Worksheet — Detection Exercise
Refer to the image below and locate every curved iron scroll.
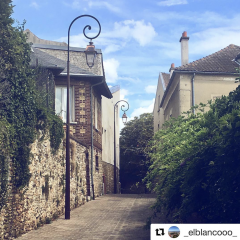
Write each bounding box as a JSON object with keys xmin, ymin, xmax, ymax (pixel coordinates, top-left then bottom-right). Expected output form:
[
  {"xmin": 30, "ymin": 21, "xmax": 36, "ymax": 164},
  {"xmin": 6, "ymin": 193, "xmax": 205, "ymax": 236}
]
[
  {"xmin": 68, "ymin": 14, "xmax": 101, "ymax": 42},
  {"xmin": 114, "ymin": 100, "xmax": 129, "ymax": 114}
]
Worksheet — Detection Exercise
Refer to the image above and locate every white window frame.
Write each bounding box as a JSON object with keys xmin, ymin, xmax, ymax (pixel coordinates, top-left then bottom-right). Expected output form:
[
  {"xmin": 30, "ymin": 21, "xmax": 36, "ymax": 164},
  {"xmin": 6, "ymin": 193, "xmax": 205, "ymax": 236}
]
[{"xmin": 55, "ymin": 85, "xmax": 75, "ymax": 123}]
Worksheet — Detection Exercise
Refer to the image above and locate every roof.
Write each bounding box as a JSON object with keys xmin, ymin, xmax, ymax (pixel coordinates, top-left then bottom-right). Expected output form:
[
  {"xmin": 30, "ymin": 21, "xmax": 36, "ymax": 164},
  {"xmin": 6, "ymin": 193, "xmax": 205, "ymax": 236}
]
[
  {"xmin": 24, "ymin": 29, "xmax": 67, "ymax": 46},
  {"xmin": 32, "ymin": 43, "xmax": 102, "ymax": 54},
  {"xmin": 175, "ymin": 44, "xmax": 240, "ymax": 73},
  {"xmin": 160, "ymin": 44, "xmax": 240, "ymax": 108},
  {"xmin": 161, "ymin": 73, "xmax": 170, "ymax": 89},
  {"xmin": 30, "ymin": 48, "xmax": 96, "ymax": 76},
  {"xmin": 30, "ymin": 47, "xmax": 112, "ymax": 99},
  {"xmin": 110, "ymin": 85, "xmax": 120, "ymax": 94}
]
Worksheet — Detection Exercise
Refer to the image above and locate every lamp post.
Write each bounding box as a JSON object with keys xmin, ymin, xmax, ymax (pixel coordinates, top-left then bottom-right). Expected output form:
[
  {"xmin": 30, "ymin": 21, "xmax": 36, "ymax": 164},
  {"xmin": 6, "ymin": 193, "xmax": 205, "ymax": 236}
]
[
  {"xmin": 66, "ymin": 15, "xmax": 101, "ymax": 220},
  {"xmin": 113, "ymin": 100, "xmax": 129, "ymax": 194}
]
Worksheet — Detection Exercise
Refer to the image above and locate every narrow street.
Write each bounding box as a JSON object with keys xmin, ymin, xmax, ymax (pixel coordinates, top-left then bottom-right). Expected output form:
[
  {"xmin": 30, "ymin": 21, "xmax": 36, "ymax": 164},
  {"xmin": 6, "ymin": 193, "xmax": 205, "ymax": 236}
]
[{"xmin": 17, "ymin": 194, "xmax": 156, "ymax": 240}]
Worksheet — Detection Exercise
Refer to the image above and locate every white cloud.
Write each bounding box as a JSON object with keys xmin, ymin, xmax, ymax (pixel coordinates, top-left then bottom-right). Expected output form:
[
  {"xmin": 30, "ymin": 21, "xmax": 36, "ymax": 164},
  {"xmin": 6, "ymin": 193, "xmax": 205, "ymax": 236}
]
[
  {"xmin": 151, "ymin": 12, "xmax": 240, "ymax": 64},
  {"xmin": 104, "ymin": 58, "xmax": 120, "ymax": 83},
  {"xmin": 112, "ymin": 20, "xmax": 157, "ymax": 46},
  {"xmin": 118, "ymin": 76, "xmax": 140, "ymax": 83},
  {"xmin": 89, "ymin": 1, "xmax": 120, "ymax": 12},
  {"xmin": 57, "ymin": 19, "xmax": 157, "ymax": 54},
  {"xmin": 30, "ymin": 1, "xmax": 39, "ymax": 9},
  {"xmin": 104, "ymin": 44, "xmax": 122, "ymax": 54},
  {"xmin": 158, "ymin": 0, "xmax": 188, "ymax": 6},
  {"xmin": 130, "ymin": 98, "xmax": 154, "ymax": 119},
  {"xmin": 190, "ymin": 27, "xmax": 240, "ymax": 56},
  {"xmin": 64, "ymin": 0, "xmax": 120, "ymax": 13},
  {"xmin": 145, "ymin": 85, "xmax": 157, "ymax": 94},
  {"xmin": 56, "ymin": 34, "xmax": 89, "ymax": 48},
  {"xmin": 120, "ymin": 88, "xmax": 129, "ymax": 101}
]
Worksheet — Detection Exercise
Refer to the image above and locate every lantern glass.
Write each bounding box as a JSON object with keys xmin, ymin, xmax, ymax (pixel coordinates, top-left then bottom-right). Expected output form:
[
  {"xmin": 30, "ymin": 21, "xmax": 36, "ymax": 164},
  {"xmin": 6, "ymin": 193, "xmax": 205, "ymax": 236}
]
[
  {"xmin": 86, "ymin": 52, "xmax": 96, "ymax": 68},
  {"xmin": 85, "ymin": 42, "xmax": 97, "ymax": 68},
  {"xmin": 122, "ymin": 113, "xmax": 127, "ymax": 125}
]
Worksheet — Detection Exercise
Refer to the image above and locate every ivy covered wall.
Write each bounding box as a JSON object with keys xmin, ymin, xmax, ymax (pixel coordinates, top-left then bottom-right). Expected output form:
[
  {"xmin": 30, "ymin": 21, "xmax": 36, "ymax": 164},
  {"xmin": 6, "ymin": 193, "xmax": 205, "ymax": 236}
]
[{"xmin": 0, "ymin": 136, "xmax": 88, "ymax": 239}]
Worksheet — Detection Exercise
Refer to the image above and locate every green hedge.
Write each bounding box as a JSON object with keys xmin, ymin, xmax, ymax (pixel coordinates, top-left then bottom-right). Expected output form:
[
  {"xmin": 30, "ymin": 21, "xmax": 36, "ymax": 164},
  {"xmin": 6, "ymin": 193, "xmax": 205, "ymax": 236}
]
[{"xmin": 146, "ymin": 85, "xmax": 240, "ymax": 223}]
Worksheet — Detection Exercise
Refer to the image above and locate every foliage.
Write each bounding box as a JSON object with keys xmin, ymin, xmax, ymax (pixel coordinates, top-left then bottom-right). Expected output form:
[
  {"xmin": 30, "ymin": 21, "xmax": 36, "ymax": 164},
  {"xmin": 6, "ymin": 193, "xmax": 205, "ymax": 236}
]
[
  {"xmin": 120, "ymin": 113, "xmax": 153, "ymax": 192},
  {"xmin": 145, "ymin": 85, "xmax": 240, "ymax": 223},
  {"xmin": 0, "ymin": 0, "xmax": 64, "ymax": 209},
  {"xmin": 0, "ymin": 118, "xmax": 11, "ymax": 210}
]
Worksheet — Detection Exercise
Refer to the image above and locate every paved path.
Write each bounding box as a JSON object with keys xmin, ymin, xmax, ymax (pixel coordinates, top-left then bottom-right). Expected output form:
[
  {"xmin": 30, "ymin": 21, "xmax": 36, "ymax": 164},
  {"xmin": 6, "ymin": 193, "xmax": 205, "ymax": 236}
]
[{"xmin": 17, "ymin": 194, "xmax": 156, "ymax": 240}]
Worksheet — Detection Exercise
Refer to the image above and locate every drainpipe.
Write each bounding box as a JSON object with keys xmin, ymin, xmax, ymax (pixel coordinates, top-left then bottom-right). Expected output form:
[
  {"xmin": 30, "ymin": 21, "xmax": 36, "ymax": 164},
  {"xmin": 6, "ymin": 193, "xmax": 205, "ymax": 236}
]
[
  {"xmin": 191, "ymin": 73, "xmax": 196, "ymax": 114},
  {"xmin": 90, "ymin": 54, "xmax": 105, "ymax": 200}
]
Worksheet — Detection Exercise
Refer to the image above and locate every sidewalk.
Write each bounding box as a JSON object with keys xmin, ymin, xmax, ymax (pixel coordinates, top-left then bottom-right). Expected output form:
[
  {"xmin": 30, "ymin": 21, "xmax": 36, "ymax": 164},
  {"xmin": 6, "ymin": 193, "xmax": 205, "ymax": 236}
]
[{"xmin": 17, "ymin": 194, "xmax": 156, "ymax": 240}]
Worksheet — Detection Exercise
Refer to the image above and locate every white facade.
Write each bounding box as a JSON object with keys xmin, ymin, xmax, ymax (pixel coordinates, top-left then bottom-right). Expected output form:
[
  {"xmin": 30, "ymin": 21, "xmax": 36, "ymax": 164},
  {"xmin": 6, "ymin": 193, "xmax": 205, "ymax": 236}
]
[{"xmin": 102, "ymin": 86, "xmax": 120, "ymax": 169}]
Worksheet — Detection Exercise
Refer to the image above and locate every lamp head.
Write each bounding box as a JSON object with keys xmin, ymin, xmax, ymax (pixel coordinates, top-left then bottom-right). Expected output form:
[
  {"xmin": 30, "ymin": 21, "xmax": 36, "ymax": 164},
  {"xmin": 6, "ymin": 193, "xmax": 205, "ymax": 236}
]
[
  {"xmin": 84, "ymin": 41, "xmax": 97, "ymax": 68},
  {"xmin": 122, "ymin": 112, "xmax": 127, "ymax": 125}
]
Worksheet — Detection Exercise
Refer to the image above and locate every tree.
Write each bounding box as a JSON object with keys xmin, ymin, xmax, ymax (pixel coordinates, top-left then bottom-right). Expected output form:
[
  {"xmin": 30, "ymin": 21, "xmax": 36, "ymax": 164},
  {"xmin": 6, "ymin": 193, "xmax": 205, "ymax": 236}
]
[
  {"xmin": 120, "ymin": 113, "xmax": 153, "ymax": 193},
  {"xmin": 145, "ymin": 85, "xmax": 240, "ymax": 223}
]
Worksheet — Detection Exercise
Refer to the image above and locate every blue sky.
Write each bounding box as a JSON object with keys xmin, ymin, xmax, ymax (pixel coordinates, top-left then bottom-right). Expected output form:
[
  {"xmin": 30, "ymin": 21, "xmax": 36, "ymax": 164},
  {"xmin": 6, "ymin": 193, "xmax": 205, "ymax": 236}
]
[
  {"xmin": 169, "ymin": 226, "xmax": 180, "ymax": 232},
  {"xmin": 12, "ymin": 0, "xmax": 240, "ymax": 127}
]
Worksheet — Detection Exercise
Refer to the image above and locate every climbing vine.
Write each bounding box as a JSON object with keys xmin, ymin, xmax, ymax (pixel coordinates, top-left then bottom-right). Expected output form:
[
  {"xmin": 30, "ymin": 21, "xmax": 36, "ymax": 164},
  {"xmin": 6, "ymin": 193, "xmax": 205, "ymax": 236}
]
[
  {"xmin": 0, "ymin": 0, "xmax": 64, "ymax": 209},
  {"xmin": 0, "ymin": 118, "xmax": 11, "ymax": 210}
]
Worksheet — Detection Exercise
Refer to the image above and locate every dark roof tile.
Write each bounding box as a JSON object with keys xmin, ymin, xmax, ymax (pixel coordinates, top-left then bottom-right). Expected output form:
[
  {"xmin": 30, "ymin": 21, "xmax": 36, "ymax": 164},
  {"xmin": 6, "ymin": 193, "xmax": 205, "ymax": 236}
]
[
  {"xmin": 175, "ymin": 44, "xmax": 240, "ymax": 73},
  {"xmin": 30, "ymin": 48, "xmax": 96, "ymax": 76}
]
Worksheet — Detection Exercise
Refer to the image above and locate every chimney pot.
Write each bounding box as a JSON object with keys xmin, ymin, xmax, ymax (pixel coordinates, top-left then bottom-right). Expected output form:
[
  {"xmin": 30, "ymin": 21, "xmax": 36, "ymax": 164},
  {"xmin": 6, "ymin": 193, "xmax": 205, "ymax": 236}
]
[
  {"xmin": 169, "ymin": 63, "xmax": 175, "ymax": 77},
  {"xmin": 182, "ymin": 31, "xmax": 187, "ymax": 37}
]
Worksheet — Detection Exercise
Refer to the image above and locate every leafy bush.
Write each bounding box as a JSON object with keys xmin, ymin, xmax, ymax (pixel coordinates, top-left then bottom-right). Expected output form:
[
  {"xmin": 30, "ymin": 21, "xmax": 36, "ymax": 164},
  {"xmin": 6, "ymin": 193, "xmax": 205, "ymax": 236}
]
[
  {"xmin": 146, "ymin": 85, "xmax": 240, "ymax": 223},
  {"xmin": 120, "ymin": 113, "xmax": 153, "ymax": 192}
]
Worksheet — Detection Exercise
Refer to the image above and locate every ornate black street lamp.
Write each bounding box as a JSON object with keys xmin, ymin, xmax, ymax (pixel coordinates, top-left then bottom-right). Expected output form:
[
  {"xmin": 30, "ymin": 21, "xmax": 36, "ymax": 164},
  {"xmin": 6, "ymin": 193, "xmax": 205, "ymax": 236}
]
[
  {"xmin": 66, "ymin": 15, "xmax": 101, "ymax": 220},
  {"xmin": 113, "ymin": 100, "xmax": 129, "ymax": 194}
]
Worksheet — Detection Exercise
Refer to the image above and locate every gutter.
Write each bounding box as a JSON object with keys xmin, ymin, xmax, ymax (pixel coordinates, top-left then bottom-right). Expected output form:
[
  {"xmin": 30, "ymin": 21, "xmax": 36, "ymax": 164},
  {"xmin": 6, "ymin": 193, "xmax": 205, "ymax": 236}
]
[
  {"xmin": 90, "ymin": 53, "xmax": 107, "ymax": 200},
  {"xmin": 191, "ymin": 73, "xmax": 195, "ymax": 114}
]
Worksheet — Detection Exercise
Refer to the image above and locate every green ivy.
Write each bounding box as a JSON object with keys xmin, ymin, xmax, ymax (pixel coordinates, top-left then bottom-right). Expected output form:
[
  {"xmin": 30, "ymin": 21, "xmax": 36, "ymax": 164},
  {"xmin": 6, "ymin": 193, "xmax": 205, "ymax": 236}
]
[
  {"xmin": 0, "ymin": 0, "xmax": 64, "ymax": 209},
  {"xmin": 0, "ymin": 118, "xmax": 11, "ymax": 210}
]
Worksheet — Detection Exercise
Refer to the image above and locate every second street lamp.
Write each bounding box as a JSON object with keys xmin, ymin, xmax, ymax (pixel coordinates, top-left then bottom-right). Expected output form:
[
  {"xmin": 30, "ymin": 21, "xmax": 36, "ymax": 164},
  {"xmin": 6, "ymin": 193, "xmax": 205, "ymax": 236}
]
[
  {"xmin": 65, "ymin": 15, "xmax": 101, "ymax": 220},
  {"xmin": 113, "ymin": 100, "xmax": 129, "ymax": 194}
]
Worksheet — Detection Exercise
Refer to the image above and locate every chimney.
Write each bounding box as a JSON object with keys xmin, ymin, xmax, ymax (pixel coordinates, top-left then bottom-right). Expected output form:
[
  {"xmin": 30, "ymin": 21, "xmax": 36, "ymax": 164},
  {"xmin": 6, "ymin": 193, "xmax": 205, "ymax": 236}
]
[
  {"xmin": 179, "ymin": 31, "xmax": 189, "ymax": 66},
  {"xmin": 169, "ymin": 63, "xmax": 175, "ymax": 78}
]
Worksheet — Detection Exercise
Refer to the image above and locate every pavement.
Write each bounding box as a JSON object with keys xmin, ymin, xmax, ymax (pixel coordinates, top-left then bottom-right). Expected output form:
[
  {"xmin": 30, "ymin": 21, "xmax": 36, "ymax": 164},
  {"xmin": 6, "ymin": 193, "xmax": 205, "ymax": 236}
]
[{"xmin": 17, "ymin": 194, "xmax": 156, "ymax": 240}]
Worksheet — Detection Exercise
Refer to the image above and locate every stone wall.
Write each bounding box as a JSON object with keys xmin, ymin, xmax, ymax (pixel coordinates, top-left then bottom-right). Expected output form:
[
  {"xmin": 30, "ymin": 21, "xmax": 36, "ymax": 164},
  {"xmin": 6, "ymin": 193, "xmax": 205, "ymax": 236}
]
[
  {"xmin": 0, "ymin": 134, "xmax": 103, "ymax": 239},
  {"xmin": 102, "ymin": 162, "xmax": 120, "ymax": 194}
]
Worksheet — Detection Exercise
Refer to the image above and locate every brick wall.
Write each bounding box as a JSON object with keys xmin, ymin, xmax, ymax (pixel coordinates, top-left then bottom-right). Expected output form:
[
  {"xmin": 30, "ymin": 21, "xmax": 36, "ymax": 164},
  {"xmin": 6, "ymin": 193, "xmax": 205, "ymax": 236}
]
[{"xmin": 55, "ymin": 76, "xmax": 103, "ymax": 196}]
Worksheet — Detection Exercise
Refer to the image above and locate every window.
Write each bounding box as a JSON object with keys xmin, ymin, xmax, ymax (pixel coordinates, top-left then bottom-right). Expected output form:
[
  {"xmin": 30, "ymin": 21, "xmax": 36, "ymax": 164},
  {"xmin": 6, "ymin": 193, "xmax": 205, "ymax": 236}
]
[
  {"xmin": 55, "ymin": 86, "xmax": 74, "ymax": 122},
  {"xmin": 95, "ymin": 155, "xmax": 99, "ymax": 171}
]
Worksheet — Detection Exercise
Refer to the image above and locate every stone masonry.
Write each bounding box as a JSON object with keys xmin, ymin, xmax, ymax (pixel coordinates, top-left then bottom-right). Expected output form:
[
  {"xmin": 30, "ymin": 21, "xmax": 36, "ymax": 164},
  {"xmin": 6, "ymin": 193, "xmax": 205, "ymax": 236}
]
[{"xmin": 0, "ymin": 133, "xmax": 103, "ymax": 239}]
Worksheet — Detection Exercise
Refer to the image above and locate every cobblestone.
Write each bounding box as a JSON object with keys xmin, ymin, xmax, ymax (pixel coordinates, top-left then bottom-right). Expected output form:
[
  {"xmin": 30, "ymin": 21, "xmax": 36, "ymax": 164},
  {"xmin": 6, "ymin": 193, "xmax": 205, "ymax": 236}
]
[{"xmin": 16, "ymin": 194, "xmax": 156, "ymax": 240}]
